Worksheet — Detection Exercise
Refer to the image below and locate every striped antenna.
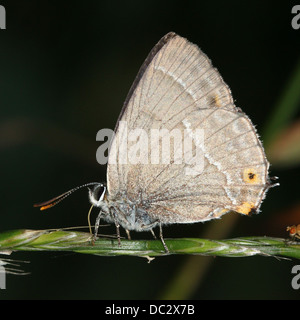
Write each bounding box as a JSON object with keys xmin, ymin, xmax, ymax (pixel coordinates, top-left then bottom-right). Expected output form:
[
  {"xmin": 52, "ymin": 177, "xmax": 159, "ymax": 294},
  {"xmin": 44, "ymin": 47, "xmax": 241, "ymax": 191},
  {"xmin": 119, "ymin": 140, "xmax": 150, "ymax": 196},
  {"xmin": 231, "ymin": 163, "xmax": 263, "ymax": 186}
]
[{"xmin": 33, "ymin": 182, "xmax": 103, "ymax": 211}]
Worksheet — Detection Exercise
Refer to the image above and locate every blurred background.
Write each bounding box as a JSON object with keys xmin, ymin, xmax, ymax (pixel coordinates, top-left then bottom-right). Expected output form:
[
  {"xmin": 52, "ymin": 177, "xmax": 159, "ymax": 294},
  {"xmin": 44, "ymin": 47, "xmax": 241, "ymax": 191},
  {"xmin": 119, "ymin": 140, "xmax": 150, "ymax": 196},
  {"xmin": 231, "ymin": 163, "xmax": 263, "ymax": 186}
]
[{"xmin": 1, "ymin": 0, "xmax": 300, "ymax": 299}]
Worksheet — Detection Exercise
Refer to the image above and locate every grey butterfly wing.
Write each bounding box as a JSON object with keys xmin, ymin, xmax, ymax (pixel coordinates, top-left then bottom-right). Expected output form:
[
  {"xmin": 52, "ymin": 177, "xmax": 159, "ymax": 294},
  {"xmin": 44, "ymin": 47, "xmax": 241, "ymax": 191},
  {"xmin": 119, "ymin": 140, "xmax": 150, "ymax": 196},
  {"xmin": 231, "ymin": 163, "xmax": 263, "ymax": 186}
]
[{"xmin": 107, "ymin": 32, "xmax": 270, "ymax": 224}]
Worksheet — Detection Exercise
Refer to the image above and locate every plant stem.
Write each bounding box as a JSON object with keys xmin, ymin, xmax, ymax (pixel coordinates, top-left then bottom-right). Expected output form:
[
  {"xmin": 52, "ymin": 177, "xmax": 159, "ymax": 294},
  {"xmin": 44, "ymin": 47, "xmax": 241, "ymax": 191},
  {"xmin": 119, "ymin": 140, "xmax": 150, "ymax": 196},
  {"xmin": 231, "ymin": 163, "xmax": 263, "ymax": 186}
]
[{"xmin": 0, "ymin": 229, "xmax": 299, "ymax": 260}]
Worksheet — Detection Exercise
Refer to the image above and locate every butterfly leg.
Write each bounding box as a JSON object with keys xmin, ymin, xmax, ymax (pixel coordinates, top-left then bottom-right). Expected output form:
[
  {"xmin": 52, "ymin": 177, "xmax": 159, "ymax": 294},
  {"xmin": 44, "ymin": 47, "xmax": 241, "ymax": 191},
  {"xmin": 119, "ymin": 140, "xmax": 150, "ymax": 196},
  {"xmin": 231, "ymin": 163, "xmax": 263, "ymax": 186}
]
[
  {"xmin": 142, "ymin": 221, "xmax": 169, "ymax": 253},
  {"xmin": 125, "ymin": 229, "xmax": 131, "ymax": 240},
  {"xmin": 115, "ymin": 223, "xmax": 121, "ymax": 246},
  {"xmin": 110, "ymin": 212, "xmax": 121, "ymax": 246},
  {"xmin": 150, "ymin": 229, "xmax": 157, "ymax": 239},
  {"xmin": 92, "ymin": 210, "xmax": 102, "ymax": 244},
  {"xmin": 159, "ymin": 222, "xmax": 169, "ymax": 253}
]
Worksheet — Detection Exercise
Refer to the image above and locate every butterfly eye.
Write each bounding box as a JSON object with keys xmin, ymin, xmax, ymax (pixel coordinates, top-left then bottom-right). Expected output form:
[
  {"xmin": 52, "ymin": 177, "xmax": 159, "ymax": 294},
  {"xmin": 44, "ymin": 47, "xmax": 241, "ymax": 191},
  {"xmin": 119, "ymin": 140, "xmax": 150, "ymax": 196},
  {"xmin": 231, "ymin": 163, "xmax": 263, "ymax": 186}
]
[
  {"xmin": 89, "ymin": 184, "xmax": 106, "ymax": 207},
  {"xmin": 93, "ymin": 184, "xmax": 105, "ymax": 201}
]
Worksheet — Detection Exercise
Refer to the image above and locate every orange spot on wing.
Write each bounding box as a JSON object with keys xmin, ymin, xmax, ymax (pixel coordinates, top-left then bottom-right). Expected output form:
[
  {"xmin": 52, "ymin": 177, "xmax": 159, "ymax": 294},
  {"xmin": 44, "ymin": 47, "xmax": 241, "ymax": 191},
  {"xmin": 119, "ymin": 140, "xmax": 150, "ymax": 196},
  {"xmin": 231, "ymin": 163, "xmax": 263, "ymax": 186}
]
[
  {"xmin": 243, "ymin": 168, "xmax": 260, "ymax": 184},
  {"xmin": 235, "ymin": 202, "xmax": 255, "ymax": 215}
]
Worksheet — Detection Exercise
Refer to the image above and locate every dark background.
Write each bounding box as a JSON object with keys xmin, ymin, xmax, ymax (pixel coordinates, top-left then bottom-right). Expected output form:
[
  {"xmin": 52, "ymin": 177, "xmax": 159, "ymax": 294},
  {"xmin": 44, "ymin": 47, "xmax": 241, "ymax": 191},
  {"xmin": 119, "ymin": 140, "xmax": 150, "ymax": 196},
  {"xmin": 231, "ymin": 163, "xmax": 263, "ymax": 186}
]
[{"xmin": 0, "ymin": 0, "xmax": 300, "ymax": 299}]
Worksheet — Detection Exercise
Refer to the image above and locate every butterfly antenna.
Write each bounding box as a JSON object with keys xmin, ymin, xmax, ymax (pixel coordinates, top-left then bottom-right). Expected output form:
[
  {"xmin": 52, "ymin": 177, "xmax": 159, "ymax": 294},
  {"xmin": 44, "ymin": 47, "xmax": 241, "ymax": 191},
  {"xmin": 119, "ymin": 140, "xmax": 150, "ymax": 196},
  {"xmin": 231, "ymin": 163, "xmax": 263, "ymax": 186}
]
[{"xmin": 33, "ymin": 182, "xmax": 102, "ymax": 211}]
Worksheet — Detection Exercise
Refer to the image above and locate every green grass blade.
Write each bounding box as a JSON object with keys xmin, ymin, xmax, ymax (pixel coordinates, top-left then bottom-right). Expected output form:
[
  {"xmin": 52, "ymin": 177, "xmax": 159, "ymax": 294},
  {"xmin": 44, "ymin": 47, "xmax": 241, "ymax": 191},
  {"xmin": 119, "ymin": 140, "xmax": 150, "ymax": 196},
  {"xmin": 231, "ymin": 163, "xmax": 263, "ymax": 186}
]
[{"xmin": 0, "ymin": 229, "xmax": 299, "ymax": 260}]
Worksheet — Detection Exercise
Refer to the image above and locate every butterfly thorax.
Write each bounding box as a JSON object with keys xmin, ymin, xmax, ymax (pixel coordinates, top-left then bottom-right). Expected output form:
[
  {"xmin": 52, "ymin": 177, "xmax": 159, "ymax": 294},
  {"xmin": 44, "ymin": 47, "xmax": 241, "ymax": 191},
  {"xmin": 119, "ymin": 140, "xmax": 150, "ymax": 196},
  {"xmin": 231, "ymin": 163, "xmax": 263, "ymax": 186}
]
[
  {"xmin": 110, "ymin": 195, "xmax": 157, "ymax": 231},
  {"xmin": 90, "ymin": 186, "xmax": 157, "ymax": 232}
]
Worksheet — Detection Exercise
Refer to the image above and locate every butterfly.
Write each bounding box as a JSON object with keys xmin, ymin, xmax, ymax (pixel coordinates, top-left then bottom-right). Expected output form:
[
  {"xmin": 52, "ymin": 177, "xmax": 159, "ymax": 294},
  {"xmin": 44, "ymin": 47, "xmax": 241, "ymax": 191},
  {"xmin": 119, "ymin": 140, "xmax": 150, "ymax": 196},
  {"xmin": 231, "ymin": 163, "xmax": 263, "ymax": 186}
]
[{"xmin": 35, "ymin": 32, "xmax": 276, "ymax": 252}]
